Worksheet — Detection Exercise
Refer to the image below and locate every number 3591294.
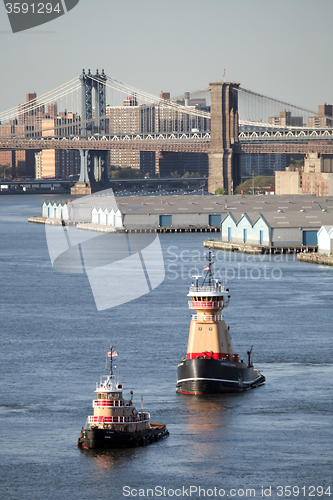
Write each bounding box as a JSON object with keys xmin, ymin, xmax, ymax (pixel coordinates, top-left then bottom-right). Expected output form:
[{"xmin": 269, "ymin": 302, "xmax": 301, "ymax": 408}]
[{"xmin": 5, "ymin": 3, "xmax": 62, "ymax": 14}]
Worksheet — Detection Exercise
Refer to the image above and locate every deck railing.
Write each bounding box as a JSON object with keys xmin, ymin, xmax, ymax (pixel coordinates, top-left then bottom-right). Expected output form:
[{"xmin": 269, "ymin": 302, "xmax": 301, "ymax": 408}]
[
  {"xmin": 88, "ymin": 412, "xmax": 150, "ymax": 424},
  {"xmin": 189, "ymin": 285, "xmax": 226, "ymax": 293},
  {"xmin": 188, "ymin": 300, "xmax": 224, "ymax": 308},
  {"xmin": 191, "ymin": 314, "xmax": 223, "ymax": 322},
  {"xmin": 93, "ymin": 399, "xmax": 132, "ymax": 407}
]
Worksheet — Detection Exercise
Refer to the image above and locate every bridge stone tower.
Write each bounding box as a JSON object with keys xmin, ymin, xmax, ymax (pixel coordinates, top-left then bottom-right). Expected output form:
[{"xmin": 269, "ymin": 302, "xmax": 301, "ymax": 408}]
[{"xmin": 208, "ymin": 82, "xmax": 240, "ymax": 194}]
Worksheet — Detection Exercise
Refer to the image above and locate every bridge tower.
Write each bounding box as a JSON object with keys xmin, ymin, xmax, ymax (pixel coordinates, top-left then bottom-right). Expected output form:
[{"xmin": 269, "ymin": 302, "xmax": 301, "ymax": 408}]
[
  {"xmin": 80, "ymin": 68, "xmax": 107, "ymax": 136},
  {"xmin": 80, "ymin": 69, "xmax": 93, "ymax": 137},
  {"xmin": 92, "ymin": 69, "xmax": 107, "ymax": 136},
  {"xmin": 72, "ymin": 69, "xmax": 108, "ymax": 195},
  {"xmin": 208, "ymin": 82, "xmax": 240, "ymax": 194}
]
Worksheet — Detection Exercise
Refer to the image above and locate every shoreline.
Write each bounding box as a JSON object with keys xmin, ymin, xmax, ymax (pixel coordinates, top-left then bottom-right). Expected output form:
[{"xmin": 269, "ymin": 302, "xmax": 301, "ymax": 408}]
[{"xmin": 297, "ymin": 252, "xmax": 333, "ymax": 266}]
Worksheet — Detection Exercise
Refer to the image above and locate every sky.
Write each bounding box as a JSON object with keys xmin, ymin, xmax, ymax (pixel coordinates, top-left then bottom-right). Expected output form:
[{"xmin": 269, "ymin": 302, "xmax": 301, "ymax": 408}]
[{"xmin": 0, "ymin": 0, "xmax": 333, "ymax": 114}]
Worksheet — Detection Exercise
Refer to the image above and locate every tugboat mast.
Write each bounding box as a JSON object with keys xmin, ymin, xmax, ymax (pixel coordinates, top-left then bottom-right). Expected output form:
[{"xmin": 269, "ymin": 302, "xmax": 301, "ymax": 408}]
[
  {"xmin": 109, "ymin": 345, "xmax": 114, "ymax": 375},
  {"xmin": 202, "ymin": 248, "xmax": 214, "ymax": 286}
]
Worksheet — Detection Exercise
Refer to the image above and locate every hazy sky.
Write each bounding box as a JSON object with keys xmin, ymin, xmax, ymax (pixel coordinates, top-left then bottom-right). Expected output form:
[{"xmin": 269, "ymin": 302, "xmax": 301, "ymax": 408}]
[{"xmin": 0, "ymin": 0, "xmax": 332, "ymax": 114}]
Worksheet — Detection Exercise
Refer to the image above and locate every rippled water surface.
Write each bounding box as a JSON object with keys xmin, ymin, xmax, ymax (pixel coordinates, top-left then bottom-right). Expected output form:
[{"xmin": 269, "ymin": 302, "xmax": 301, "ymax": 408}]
[{"xmin": 0, "ymin": 195, "xmax": 332, "ymax": 500}]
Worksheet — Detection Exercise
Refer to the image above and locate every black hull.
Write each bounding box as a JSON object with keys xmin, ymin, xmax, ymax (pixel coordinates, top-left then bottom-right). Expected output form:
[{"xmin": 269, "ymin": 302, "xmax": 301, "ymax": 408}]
[
  {"xmin": 176, "ymin": 358, "xmax": 265, "ymax": 394},
  {"xmin": 78, "ymin": 424, "xmax": 169, "ymax": 450}
]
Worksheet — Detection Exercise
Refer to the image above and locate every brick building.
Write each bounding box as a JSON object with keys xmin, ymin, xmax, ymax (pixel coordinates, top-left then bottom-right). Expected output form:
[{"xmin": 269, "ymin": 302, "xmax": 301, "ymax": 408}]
[
  {"xmin": 268, "ymin": 111, "xmax": 303, "ymax": 127},
  {"xmin": 275, "ymin": 153, "xmax": 333, "ymax": 196},
  {"xmin": 308, "ymin": 104, "xmax": 333, "ymax": 128}
]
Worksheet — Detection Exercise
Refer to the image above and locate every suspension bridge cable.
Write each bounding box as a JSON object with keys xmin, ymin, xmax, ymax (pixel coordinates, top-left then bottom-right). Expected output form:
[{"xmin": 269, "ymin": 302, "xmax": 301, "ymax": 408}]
[
  {"xmin": 0, "ymin": 78, "xmax": 79, "ymax": 121},
  {"xmin": 170, "ymin": 87, "xmax": 211, "ymax": 101},
  {"xmin": 237, "ymin": 87, "xmax": 319, "ymax": 118},
  {"xmin": 0, "ymin": 78, "xmax": 80, "ymax": 122},
  {"xmin": 0, "ymin": 85, "xmax": 80, "ymax": 124},
  {"xmin": 236, "ymin": 87, "xmax": 333, "ymax": 128},
  {"xmin": 99, "ymin": 75, "xmax": 211, "ymax": 119},
  {"xmin": 0, "ymin": 81, "xmax": 79, "ymax": 121}
]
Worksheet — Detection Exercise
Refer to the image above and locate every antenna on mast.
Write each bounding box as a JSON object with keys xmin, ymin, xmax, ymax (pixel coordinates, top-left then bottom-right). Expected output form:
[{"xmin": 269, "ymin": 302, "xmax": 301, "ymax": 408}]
[
  {"xmin": 208, "ymin": 248, "xmax": 214, "ymax": 285},
  {"xmin": 109, "ymin": 345, "xmax": 113, "ymax": 375},
  {"xmin": 203, "ymin": 248, "xmax": 214, "ymax": 286}
]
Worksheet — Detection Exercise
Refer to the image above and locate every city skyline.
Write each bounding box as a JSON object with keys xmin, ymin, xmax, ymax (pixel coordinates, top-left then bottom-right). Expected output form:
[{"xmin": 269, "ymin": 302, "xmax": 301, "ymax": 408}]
[{"xmin": 0, "ymin": 0, "xmax": 332, "ymax": 115}]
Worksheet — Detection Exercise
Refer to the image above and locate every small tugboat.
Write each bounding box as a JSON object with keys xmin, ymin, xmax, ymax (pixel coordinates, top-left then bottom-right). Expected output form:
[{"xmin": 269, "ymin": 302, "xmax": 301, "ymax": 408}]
[
  {"xmin": 176, "ymin": 250, "xmax": 265, "ymax": 394},
  {"xmin": 78, "ymin": 347, "xmax": 169, "ymax": 449}
]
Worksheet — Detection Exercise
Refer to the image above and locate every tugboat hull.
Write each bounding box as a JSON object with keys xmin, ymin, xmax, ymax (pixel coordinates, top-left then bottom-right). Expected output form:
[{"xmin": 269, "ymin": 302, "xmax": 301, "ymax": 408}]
[
  {"xmin": 176, "ymin": 358, "xmax": 265, "ymax": 394},
  {"xmin": 78, "ymin": 424, "xmax": 169, "ymax": 450}
]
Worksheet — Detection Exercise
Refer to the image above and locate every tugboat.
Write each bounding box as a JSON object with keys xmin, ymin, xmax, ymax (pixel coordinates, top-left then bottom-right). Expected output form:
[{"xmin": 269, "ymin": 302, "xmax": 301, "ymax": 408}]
[
  {"xmin": 176, "ymin": 250, "xmax": 265, "ymax": 394},
  {"xmin": 78, "ymin": 347, "xmax": 169, "ymax": 449}
]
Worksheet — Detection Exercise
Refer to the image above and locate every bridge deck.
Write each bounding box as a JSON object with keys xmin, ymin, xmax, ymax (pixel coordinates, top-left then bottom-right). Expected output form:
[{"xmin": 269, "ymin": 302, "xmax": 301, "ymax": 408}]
[{"xmin": 1, "ymin": 137, "xmax": 333, "ymax": 155}]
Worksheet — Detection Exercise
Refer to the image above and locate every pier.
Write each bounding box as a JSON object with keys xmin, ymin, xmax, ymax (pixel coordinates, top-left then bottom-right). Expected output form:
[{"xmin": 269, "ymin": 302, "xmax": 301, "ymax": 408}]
[
  {"xmin": 204, "ymin": 239, "xmax": 317, "ymax": 255},
  {"xmin": 123, "ymin": 226, "xmax": 220, "ymax": 234},
  {"xmin": 28, "ymin": 216, "xmax": 221, "ymax": 234}
]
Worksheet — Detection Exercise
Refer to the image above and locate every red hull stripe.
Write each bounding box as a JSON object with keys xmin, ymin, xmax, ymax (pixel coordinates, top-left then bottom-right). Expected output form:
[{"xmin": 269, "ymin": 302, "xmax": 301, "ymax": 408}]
[
  {"xmin": 187, "ymin": 352, "xmax": 240, "ymax": 361},
  {"xmin": 177, "ymin": 390, "xmax": 203, "ymax": 395}
]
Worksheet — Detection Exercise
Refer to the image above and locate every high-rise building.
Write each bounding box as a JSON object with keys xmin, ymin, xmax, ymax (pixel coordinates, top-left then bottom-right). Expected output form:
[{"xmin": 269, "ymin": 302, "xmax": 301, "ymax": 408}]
[
  {"xmin": 275, "ymin": 153, "xmax": 333, "ymax": 196},
  {"xmin": 110, "ymin": 150, "xmax": 140, "ymax": 171},
  {"xmin": 38, "ymin": 117, "xmax": 80, "ymax": 178},
  {"xmin": 35, "ymin": 152, "xmax": 42, "ymax": 179},
  {"xmin": 123, "ymin": 95, "xmax": 138, "ymax": 107},
  {"xmin": 0, "ymin": 113, "xmax": 36, "ymax": 177},
  {"xmin": 157, "ymin": 152, "xmax": 208, "ymax": 177},
  {"xmin": 268, "ymin": 111, "xmax": 303, "ymax": 127},
  {"xmin": 240, "ymin": 153, "xmax": 287, "ymax": 181},
  {"xmin": 106, "ymin": 104, "xmax": 140, "ymax": 134},
  {"xmin": 308, "ymin": 104, "xmax": 333, "ymax": 128},
  {"xmin": 318, "ymin": 104, "xmax": 333, "ymax": 116},
  {"xmin": 35, "ymin": 149, "xmax": 80, "ymax": 179}
]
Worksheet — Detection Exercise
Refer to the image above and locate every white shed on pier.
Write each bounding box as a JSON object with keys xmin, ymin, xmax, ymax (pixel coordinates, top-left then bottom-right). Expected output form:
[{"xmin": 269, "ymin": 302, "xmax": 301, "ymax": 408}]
[{"xmin": 317, "ymin": 226, "xmax": 333, "ymax": 254}]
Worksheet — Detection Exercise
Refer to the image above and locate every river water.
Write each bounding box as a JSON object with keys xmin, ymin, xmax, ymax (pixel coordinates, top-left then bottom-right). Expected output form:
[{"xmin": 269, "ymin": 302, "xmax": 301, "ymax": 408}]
[{"xmin": 0, "ymin": 194, "xmax": 332, "ymax": 500}]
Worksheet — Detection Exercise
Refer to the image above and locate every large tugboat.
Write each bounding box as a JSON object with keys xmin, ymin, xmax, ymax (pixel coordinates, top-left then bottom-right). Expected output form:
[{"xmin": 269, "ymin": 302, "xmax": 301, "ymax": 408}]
[
  {"xmin": 176, "ymin": 250, "xmax": 265, "ymax": 394},
  {"xmin": 78, "ymin": 348, "xmax": 169, "ymax": 449}
]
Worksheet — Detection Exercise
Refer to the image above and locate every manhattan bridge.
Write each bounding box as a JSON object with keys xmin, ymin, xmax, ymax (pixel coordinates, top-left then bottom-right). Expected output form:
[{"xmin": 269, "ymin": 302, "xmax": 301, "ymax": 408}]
[{"xmin": 0, "ymin": 69, "xmax": 332, "ymax": 194}]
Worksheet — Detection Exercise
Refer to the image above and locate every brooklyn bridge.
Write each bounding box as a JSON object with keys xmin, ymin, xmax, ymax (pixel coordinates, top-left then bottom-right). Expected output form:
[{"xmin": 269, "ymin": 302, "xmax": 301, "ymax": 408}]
[{"xmin": 0, "ymin": 69, "xmax": 332, "ymax": 194}]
